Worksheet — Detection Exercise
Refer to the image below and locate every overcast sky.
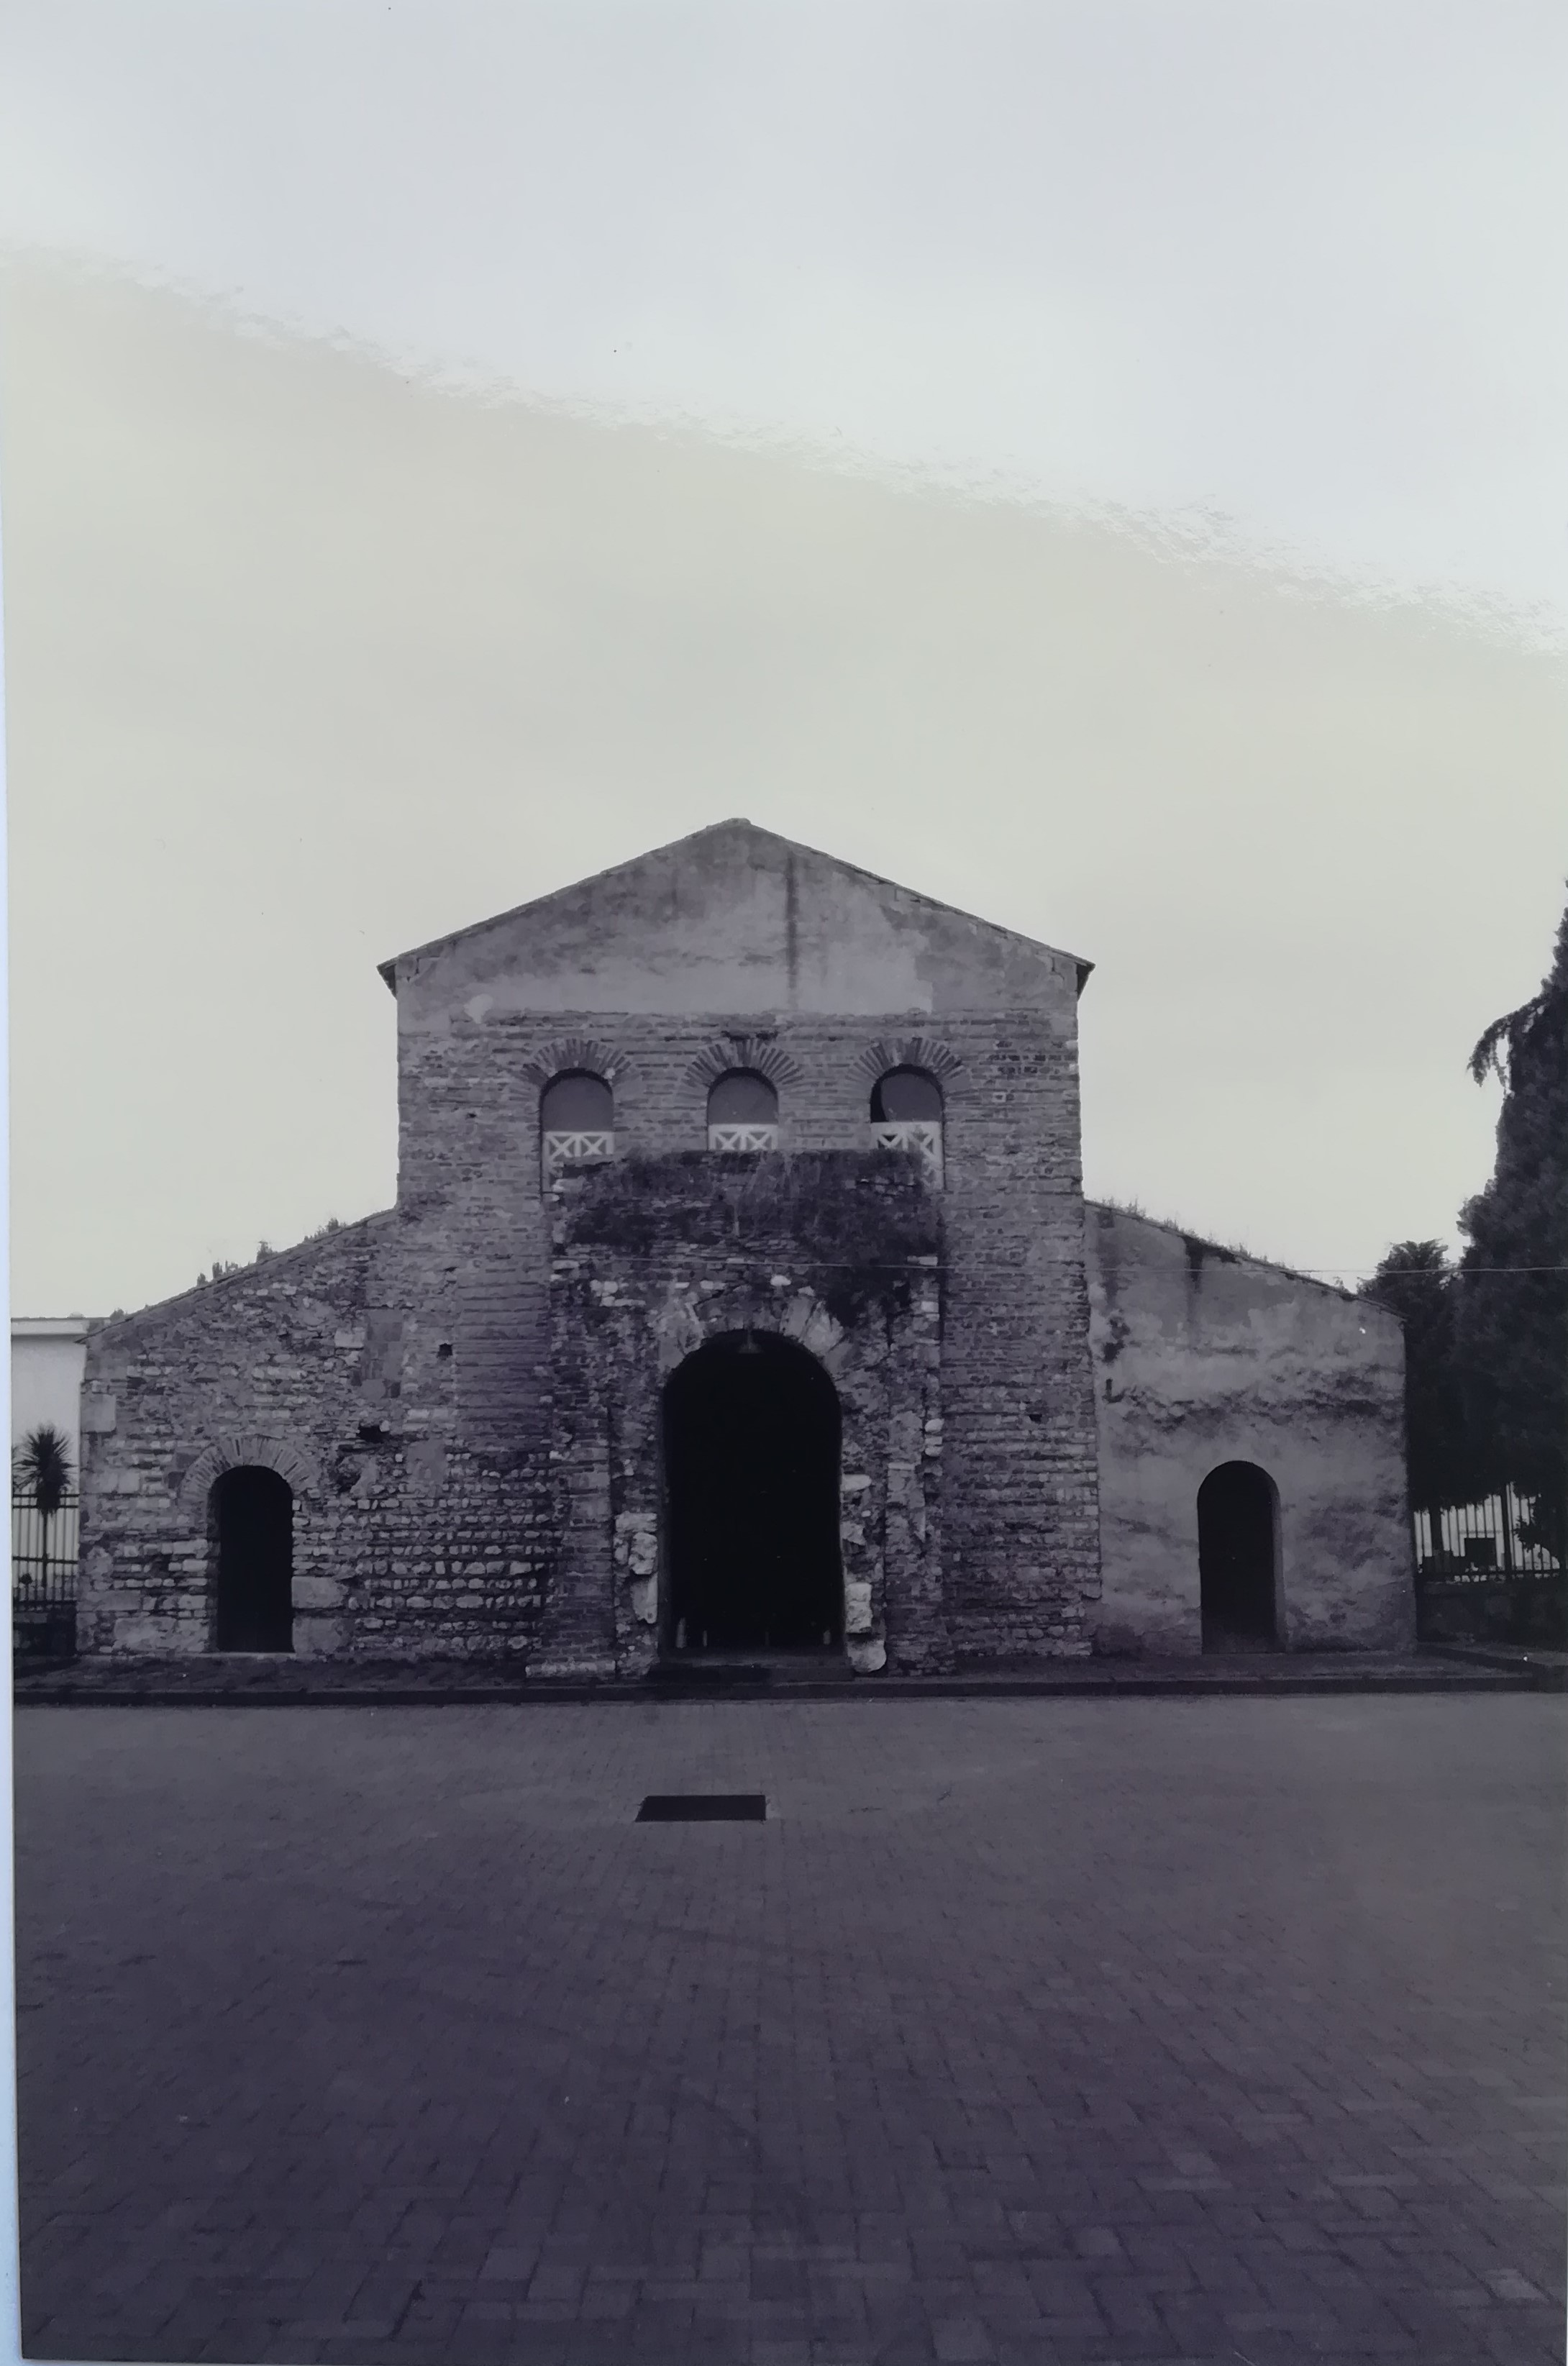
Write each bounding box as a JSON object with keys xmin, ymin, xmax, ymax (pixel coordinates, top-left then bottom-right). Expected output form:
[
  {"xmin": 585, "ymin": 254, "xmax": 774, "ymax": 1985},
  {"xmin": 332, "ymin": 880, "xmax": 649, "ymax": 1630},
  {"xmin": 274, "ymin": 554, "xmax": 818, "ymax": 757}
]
[
  {"xmin": 5, "ymin": 0, "xmax": 1567, "ymax": 622},
  {"xmin": 2, "ymin": 0, "xmax": 1566, "ymax": 1315}
]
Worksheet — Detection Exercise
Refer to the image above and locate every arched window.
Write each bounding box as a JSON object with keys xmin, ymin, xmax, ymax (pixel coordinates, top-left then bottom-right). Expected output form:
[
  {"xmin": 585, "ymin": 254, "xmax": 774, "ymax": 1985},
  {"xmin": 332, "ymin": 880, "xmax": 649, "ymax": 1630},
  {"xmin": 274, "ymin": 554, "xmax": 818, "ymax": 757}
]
[
  {"xmin": 870, "ymin": 1066, "xmax": 944, "ymax": 1186},
  {"xmin": 541, "ymin": 1070, "xmax": 615, "ymax": 1180},
  {"xmin": 707, "ymin": 1070, "xmax": 778, "ymax": 1153}
]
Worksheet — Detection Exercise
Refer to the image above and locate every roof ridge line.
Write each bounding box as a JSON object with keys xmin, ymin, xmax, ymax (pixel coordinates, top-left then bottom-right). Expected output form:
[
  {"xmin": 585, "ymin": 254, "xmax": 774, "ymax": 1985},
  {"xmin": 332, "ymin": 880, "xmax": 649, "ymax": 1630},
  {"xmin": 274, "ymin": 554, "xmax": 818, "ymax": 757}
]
[
  {"xmin": 375, "ymin": 818, "xmax": 1093, "ymax": 991},
  {"xmin": 1086, "ymin": 1201, "xmax": 1359, "ymax": 1299}
]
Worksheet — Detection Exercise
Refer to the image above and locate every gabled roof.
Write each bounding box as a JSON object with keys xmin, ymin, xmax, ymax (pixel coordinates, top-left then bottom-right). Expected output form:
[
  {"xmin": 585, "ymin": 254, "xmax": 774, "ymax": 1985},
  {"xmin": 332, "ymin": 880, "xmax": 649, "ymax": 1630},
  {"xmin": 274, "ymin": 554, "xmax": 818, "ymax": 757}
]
[{"xmin": 376, "ymin": 818, "xmax": 1093, "ymax": 996}]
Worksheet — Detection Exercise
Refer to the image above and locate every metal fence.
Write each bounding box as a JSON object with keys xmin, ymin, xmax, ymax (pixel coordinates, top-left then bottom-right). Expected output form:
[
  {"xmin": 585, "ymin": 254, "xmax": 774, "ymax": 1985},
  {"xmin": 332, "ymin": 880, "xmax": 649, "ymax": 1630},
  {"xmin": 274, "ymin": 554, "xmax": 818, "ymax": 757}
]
[
  {"xmin": 1413, "ymin": 1487, "xmax": 1566, "ymax": 1648},
  {"xmin": 1413, "ymin": 1487, "xmax": 1563, "ymax": 1584},
  {"xmin": 11, "ymin": 1492, "xmax": 79, "ymax": 1657}
]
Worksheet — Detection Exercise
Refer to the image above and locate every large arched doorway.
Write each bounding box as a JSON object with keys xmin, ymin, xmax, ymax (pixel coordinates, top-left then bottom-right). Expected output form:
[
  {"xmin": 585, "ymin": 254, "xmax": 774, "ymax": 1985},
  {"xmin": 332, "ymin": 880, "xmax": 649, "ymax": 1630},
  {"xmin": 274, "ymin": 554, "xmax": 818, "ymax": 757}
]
[
  {"xmin": 662, "ymin": 1333, "xmax": 842, "ymax": 1652},
  {"xmin": 211, "ymin": 1466, "xmax": 294, "ymax": 1651},
  {"xmin": 1198, "ymin": 1461, "xmax": 1280, "ymax": 1651}
]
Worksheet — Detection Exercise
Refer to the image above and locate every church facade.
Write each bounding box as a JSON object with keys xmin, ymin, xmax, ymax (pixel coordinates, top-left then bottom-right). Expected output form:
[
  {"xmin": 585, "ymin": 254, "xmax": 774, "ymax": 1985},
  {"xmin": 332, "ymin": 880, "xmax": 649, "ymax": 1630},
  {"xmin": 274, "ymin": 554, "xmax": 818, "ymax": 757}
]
[{"xmin": 76, "ymin": 822, "xmax": 1414, "ymax": 1671}]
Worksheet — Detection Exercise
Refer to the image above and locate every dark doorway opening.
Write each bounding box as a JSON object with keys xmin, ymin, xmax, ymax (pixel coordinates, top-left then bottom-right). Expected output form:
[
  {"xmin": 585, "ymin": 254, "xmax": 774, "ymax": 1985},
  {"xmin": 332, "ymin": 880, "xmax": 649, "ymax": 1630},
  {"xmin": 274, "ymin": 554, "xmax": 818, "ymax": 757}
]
[
  {"xmin": 1198, "ymin": 1461, "xmax": 1280, "ymax": 1652},
  {"xmin": 211, "ymin": 1466, "xmax": 294, "ymax": 1651},
  {"xmin": 663, "ymin": 1333, "xmax": 842, "ymax": 1653}
]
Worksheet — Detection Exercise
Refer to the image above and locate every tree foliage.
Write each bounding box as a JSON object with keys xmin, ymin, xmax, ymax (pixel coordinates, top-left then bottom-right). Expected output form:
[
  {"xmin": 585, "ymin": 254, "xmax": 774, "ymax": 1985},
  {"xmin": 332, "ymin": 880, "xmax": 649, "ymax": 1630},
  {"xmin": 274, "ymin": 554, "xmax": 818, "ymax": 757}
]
[
  {"xmin": 1362, "ymin": 893, "xmax": 1567, "ymax": 1544},
  {"xmin": 1359, "ymin": 1241, "xmax": 1470, "ymax": 1512},
  {"xmin": 1456, "ymin": 893, "xmax": 1568, "ymax": 1538}
]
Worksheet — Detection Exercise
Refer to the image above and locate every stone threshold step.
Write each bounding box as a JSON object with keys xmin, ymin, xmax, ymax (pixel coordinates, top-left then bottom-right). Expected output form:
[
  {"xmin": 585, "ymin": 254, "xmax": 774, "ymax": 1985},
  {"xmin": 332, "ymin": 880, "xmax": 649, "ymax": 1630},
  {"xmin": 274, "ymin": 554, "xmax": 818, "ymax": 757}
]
[
  {"xmin": 14, "ymin": 1661, "xmax": 1559, "ymax": 1706},
  {"xmin": 647, "ymin": 1656, "xmax": 857, "ymax": 1691}
]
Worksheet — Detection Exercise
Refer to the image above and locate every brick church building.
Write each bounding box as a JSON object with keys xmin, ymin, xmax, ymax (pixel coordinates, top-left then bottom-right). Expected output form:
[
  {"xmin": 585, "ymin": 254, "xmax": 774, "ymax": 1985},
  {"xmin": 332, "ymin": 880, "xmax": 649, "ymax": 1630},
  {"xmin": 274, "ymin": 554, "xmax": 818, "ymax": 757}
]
[{"xmin": 76, "ymin": 822, "xmax": 1414, "ymax": 1672}]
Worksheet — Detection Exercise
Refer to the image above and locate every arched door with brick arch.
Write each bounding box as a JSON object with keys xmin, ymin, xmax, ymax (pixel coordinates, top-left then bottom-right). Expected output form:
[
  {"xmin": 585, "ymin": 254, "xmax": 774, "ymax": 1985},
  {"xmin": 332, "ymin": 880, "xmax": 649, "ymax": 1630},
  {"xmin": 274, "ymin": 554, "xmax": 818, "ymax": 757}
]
[
  {"xmin": 211, "ymin": 1466, "xmax": 295, "ymax": 1651},
  {"xmin": 1198, "ymin": 1461, "xmax": 1280, "ymax": 1652},
  {"xmin": 662, "ymin": 1332, "xmax": 842, "ymax": 1652}
]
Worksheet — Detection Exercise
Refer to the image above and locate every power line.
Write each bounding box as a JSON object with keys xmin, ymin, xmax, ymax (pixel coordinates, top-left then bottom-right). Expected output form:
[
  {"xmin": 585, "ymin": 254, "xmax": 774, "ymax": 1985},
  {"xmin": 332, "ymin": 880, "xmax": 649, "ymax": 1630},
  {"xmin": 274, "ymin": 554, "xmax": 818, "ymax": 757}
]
[
  {"xmin": 570, "ymin": 1257, "xmax": 1566, "ymax": 1275},
  {"xmin": 1287, "ymin": 1265, "xmax": 1567, "ymax": 1277}
]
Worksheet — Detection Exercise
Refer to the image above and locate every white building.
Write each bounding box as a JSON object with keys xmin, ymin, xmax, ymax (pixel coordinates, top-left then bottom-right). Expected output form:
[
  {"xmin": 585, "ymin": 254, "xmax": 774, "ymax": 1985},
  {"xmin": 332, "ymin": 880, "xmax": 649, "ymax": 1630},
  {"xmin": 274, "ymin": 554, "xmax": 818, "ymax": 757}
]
[{"xmin": 12, "ymin": 1317, "xmax": 93, "ymax": 1473}]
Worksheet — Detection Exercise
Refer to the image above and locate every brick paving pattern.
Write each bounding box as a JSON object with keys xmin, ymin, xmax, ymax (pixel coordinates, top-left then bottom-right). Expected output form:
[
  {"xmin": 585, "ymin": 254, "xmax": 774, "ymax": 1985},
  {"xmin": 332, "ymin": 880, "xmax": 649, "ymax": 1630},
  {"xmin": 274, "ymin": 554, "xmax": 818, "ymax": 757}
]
[{"xmin": 14, "ymin": 1696, "xmax": 1567, "ymax": 2365}]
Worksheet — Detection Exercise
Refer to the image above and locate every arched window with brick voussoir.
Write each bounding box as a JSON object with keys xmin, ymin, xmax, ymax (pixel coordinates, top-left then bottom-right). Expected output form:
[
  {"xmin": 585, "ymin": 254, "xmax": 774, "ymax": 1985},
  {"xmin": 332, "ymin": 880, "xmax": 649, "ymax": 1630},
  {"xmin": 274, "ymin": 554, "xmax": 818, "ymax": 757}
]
[
  {"xmin": 707, "ymin": 1070, "xmax": 779, "ymax": 1153},
  {"xmin": 870, "ymin": 1067, "xmax": 944, "ymax": 1186},
  {"xmin": 541, "ymin": 1071, "xmax": 615, "ymax": 1181}
]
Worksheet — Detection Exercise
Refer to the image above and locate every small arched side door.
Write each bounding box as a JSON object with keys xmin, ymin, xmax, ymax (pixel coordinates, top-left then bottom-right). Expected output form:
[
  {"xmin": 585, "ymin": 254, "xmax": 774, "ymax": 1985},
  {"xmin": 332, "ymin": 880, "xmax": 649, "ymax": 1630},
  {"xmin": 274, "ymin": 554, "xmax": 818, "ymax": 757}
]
[
  {"xmin": 1198, "ymin": 1461, "xmax": 1280, "ymax": 1652},
  {"xmin": 211, "ymin": 1466, "xmax": 294, "ymax": 1651}
]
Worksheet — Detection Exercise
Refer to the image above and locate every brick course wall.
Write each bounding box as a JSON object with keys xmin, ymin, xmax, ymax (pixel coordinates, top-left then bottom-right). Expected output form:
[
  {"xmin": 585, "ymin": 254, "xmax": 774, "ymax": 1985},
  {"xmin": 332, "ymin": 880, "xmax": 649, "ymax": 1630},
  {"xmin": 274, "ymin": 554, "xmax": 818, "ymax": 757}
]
[
  {"xmin": 933, "ymin": 1016, "xmax": 1100, "ymax": 1663},
  {"xmin": 391, "ymin": 998, "xmax": 1103, "ymax": 1665}
]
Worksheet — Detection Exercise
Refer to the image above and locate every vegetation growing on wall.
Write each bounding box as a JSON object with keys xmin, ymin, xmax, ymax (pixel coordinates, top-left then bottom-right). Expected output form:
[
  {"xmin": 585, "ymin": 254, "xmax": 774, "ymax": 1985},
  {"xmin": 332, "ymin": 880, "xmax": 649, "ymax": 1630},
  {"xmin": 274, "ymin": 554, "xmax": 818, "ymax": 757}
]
[
  {"xmin": 557, "ymin": 1150, "xmax": 940, "ymax": 1295},
  {"xmin": 196, "ymin": 1217, "xmax": 345, "ymax": 1287}
]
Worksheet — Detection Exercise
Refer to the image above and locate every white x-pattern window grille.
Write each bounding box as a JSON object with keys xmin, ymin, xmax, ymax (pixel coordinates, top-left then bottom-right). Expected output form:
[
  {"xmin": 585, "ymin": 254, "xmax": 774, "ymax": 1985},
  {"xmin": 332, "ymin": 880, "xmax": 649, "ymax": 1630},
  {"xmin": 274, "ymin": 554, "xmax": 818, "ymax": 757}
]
[
  {"xmin": 708, "ymin": 1123, "xmax": 779, "ymax": 1154},
  {"xmin": 542, "ymin": 1129, "xmax": 616, "ymax": 1175},
  {"xmin": 870, "ymin": 1119, "xmax": 944, "ymax": 1188}
]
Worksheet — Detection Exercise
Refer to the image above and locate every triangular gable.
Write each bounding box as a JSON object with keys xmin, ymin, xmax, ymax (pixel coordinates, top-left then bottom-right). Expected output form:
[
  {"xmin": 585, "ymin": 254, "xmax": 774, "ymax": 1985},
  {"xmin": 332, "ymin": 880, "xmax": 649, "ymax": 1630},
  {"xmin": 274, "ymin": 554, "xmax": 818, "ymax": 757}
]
[{"xmin": 379, "ymin": 819, "xmax": 1092, "ymax": 1020}]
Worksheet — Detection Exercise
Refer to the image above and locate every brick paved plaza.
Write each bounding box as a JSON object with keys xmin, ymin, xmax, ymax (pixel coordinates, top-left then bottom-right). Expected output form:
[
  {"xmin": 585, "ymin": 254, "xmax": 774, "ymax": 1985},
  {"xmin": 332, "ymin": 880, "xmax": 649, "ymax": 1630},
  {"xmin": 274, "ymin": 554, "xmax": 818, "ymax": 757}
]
[{"xmin": 14, "ymin": 1696, "xmax": 1567, "ymax": 2366}]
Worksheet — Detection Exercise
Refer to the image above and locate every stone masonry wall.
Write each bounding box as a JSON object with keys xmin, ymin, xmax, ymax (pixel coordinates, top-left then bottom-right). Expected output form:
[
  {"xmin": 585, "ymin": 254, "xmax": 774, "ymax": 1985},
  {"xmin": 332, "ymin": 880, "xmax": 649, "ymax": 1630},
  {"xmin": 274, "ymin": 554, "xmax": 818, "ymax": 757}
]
[
  {"xmin": 391, "ymin": 1000, "xmax": 1103, "ymax": 1665},
  {"xmin": 77, "ymin": 1214, "xmax": 559, "ymax": 1660},
  {"xmin": 385, "ymin": 819, "xmax": 1106, "ymax": 1666},
  {"xmin": 1085, "ymin": 1205, "xmax": 1413, "ymax": 1655},
  {"xmin": 80, "ymin": 817, "xmax": 1108, "ymax": 1668},
  {"xmin": 78, "ymin": 991, "xmax": 1102, "ymax": 1671},
  {"xmin": 934, "ymin": 1016, "xmax": 1100, "ymax": 1665},
  {"xmin": 534, "ymin": 1150, "xmax": 945, "ymax": 1679}
]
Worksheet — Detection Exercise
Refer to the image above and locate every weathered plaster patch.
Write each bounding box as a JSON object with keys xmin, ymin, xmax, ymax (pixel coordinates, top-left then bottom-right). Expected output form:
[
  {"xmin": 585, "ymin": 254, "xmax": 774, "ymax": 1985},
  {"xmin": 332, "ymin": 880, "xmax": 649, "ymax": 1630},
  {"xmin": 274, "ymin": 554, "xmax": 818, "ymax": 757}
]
[
  {"xmin": 844, "ymin": 1580, "xmax": 873, "ymax": 1634},
  {"xmin": 404, "ymin": 1439, "xmax": 449, "ymax": 1495},
  {"xmin": 614, "ymin": 1511, "xmax": 658, "ymax": 1579},
  {"xmin": 653, "ymin": 1289, "xmax": 706, "ymax": 1373}
]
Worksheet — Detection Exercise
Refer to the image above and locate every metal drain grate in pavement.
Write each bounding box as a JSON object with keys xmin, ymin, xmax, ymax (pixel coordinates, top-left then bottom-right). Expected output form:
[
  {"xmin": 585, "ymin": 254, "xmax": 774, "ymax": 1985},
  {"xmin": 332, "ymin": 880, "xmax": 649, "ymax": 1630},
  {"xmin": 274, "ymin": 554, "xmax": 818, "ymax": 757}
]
[{"xmin": 636, "ymin": 1794, "xmax": 767, "ymax": 1822}]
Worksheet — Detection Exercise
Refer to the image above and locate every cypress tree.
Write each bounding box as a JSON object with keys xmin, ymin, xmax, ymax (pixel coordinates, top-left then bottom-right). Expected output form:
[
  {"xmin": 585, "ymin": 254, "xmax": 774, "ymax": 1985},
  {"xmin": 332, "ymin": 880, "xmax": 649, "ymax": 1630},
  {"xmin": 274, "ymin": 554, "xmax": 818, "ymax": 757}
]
[
  {"xmin": 1359, "ymin": 1241, "xmax": 1470, "ymax": 1516},
  {"xmin": 1454, "ymin": 893, "xmax": 1568, "ymax": 1554}
]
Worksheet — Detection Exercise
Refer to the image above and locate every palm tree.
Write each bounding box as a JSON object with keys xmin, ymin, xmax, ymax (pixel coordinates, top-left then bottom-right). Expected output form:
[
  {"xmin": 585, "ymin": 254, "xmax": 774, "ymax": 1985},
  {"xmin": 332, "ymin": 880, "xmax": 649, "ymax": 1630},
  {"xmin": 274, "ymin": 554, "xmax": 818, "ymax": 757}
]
[{"xmin": 12, "ymin": 1422, "xmax": 75, "ymax": 1596}]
